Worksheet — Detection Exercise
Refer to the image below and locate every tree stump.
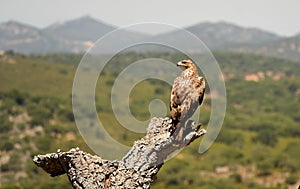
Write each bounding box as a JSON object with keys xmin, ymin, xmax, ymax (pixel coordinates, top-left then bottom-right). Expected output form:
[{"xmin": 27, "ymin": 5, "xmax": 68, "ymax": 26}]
[{"xmin": 33, "ymin": 117, "xmax": 206, "ymax": 189}]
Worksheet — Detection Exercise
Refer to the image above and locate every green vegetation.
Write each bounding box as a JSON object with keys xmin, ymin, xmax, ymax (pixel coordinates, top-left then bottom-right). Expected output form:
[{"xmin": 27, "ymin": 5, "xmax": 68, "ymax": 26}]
[{"xmin": 0, "ymin": 52, "xmax": 299, "ymax": 188}]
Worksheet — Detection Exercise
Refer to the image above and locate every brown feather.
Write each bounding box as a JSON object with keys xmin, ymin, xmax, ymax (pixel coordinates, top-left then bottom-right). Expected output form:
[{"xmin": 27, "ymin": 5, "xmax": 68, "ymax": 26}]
[{"xmin": 170, "ymin": 59, "xmax": 205, "ymax": 128}]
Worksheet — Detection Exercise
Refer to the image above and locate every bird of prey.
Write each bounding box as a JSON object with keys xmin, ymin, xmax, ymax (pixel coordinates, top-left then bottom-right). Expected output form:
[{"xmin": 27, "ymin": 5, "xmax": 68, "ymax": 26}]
[{"xmin": 170, "ymin": 59, "xmax": 205, "ymax": 130}]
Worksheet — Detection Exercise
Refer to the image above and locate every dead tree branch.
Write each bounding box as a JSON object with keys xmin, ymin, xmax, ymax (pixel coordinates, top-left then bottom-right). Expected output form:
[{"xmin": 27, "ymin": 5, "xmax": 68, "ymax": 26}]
[{"xmin": 33, "ymin": 117, "xmax": 206, "ymax": 189}]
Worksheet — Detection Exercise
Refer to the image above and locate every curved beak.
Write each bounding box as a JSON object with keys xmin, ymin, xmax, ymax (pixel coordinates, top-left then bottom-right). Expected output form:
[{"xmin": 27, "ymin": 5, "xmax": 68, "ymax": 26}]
[{"xmin": 177, "ymin": 61, "xmax": 185, "ymax": 67}]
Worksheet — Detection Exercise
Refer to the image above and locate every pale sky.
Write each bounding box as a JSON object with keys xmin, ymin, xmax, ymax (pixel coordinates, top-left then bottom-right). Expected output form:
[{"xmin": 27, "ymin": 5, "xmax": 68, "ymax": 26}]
[{"xmin": 0, "ymin": 0, "xmax": 300, "ymax": 36}]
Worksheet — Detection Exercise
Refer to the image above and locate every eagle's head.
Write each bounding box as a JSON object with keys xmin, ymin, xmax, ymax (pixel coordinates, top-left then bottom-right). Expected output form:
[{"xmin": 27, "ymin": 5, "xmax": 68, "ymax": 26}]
[{"xmin": 177, "ymin": 59, "xmax": 194, "ymax": 69}]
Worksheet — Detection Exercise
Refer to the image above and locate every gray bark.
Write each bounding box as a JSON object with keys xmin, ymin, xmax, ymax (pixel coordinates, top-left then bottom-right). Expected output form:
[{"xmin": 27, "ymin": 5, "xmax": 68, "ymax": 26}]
[{"xmin": 33, "ymin": 117, "xmax": 206, "ymax": 189}]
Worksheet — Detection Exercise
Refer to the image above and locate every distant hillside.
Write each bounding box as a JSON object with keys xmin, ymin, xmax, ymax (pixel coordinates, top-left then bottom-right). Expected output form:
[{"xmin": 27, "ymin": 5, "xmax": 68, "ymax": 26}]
[
  {"xmin": 1, "ymin": 52, "xmax": 300, "ymax": 188},
  {"xmin": 0, "ymin": 16, "xmax": 148, "ymax": 54},
  {"xmin": 188, "ymin": 22, "xmax": 281, "ymax": 46},
  {"xmin": 151, "ymin": 22, "xmax": 281, "ymax": 51},
  {"xmin": 0, "ymin": 21, "xmax": 87, "ymax": 54},
  {"xmin": 1, "ymin": 16, "xmax": 300, "ymax": 62},
  {"xmin": 0, "ymin": 21, "xmax": 39, "ymax": 41},
  {"xmin": 44, "ymin": 16, "xmax": 116, "ymax": 41},
  {"xmin": 231, "ymin": 34, "xmax": 300, "ymax": 62}
]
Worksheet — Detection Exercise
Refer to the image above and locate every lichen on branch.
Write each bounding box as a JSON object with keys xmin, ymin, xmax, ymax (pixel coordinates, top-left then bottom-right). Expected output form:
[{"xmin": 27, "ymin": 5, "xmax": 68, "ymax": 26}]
[{"xmin": 33, "ymin": 117, "xmax": 206, "ymax": 189}]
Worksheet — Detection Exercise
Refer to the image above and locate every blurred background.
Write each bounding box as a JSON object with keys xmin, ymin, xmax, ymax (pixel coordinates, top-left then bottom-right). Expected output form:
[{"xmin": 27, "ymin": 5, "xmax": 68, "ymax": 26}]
[{"xmin": 0, "ymin": 0, "xmax": 300, "ymax": 188}]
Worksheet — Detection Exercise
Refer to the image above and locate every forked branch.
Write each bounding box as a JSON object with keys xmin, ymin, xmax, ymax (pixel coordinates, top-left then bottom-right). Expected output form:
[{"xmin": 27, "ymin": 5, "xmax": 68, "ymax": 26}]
[{"xmin": 33, "ymin": 117, "xmax": 206, "ymax": 189}]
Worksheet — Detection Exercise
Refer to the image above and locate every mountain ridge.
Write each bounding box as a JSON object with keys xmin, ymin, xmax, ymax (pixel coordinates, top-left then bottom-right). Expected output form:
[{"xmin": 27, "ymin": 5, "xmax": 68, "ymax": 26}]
[
  {"xmin": 230, "ymin": 33, "xmax": 300, "ymax": 62},
  {"xmin": 1, "ymin": 16, "xmax": 300, "ymax": 61},
  {"xmin": 43, "ymin": 16, "xmax": 116, "ymax": 41},
  {"xmin": 146, "ymin": 21, "xmax": 282, "ymax": 53}
]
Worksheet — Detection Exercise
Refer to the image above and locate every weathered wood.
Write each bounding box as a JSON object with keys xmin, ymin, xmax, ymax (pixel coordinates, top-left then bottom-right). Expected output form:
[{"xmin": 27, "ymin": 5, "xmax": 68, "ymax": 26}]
[{"xmin": 33, "ymin": 117, "xmax": 206, "ymax": 189}]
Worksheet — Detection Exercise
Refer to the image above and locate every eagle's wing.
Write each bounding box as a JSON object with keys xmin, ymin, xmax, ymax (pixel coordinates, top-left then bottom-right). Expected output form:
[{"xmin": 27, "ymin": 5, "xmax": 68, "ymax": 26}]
[
  {"xmin": 170, "ymin": 75, "xmax": 205, "ymax": 125},
  {"xmin": 181, "ymin": 76, "xmax": 204, "ymax": 120},
  {"xmin": 170, "ymin": 78, "xmax": 182, "ymax": 122},
  {"xmin": 197, "ymin": 77, "xmax": 205, "ymax": 105}
]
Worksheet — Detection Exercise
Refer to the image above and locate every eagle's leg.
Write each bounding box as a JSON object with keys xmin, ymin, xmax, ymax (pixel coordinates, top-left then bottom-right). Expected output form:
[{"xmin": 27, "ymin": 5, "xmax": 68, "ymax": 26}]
[
  {"xmin": 173, "ymin": 119, "xmax": 191, "ymax": 141},
  {"xmin": 172, "ymin": 119, "xmax": 206, "ymax": 144}
]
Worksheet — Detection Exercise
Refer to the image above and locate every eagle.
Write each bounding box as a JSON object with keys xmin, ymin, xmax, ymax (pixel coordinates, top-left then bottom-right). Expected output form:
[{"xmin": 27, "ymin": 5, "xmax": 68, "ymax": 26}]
[{"xmin": 170, "ymin": 59, "xmax": 205, "ymax": 130}]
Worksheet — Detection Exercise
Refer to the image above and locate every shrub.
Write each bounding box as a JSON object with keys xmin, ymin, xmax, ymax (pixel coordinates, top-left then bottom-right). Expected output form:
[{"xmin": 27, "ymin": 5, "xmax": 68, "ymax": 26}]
[
  {"xmin": 252, "ymin": 129, "xmax": 278, "ymax": 147},
  {"xmin": 0, "ymin": 118, "xmax": 13, "ymax": 133},
  {"xmin": 7, "ymin": 90, "xmax": 27, "ymax": 106},
  {"xmin": 1, "ymin": 163, "xmax": 10, "ymax": 172},
  {"xmin": 59, "ymin": 69, "xmax": 68, "ymax": 75},
  {"xmin": 216, "ymin": 129, "xmax": 244, "ymax": 148},
  {"xmin": 1, "ymin": 141, "xmax": 14, "ymax": 151},
  {"xmin": 285, "ymin": 173, "xmax": 298, "ymax": 185},
  {"xmin": 257, "ymin": 161, "xmax": 272, "ymax": 177},
  {"xmin": 154, "ymin": 88, "xmax": 165, "ymax": 95},
  {"xmin": 35, "ymin": 136, "xmax": 52, "ymax": 152},
  {"xmin": 230, "ymin": 173, "xmax": 242, "ymax": 183}
]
